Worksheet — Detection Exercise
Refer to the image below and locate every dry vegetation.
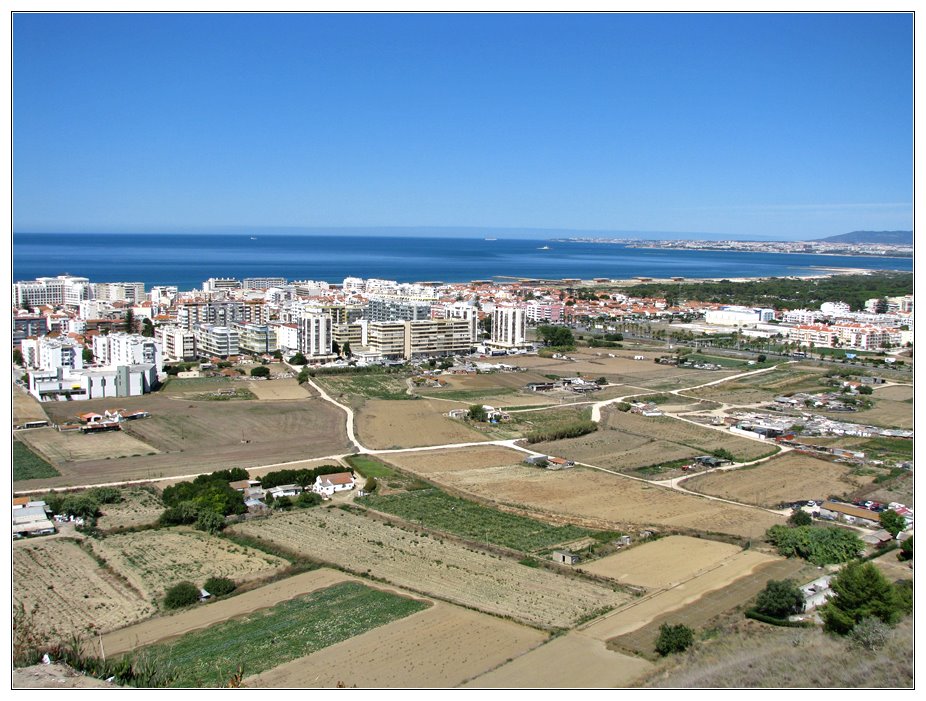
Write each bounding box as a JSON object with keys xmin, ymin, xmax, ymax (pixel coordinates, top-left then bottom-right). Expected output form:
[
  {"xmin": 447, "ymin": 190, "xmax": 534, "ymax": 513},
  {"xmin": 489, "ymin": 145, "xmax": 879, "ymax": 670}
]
[
  {"xmin": 680, "ymin": 452, "xmax": 874, "ymax": 507},
  {"xmin": 246, "ymin": 378, "xmax": 311, "ymax": 400},
  {"xmin": 355, "ymin": 399, "xmax": 489, "ymax": 449},
  {"xmin": 13, "ymin": 538, "xmax": 154, "ymax": 644},
  {"xmin": 871, "ymin": 384, "xmax": 913, "ymax": 401},
  {"xmin": 686, "ymin": 367, "xmax": 830, "ymax": 405},
  {"xmin": 13, "ymin": 386, "xmax": 50, "ymax": 425},
  {"xmin": 85, "ymin": 528, "xmax": 289, "ymax": 602},
  {"xmin": 16, "ymin": 427, "xmax": 160, "ymax": 464},
  {"xmin": 95, "ymin": 487, "xmax": 165, "ymax": 531},
  {"xmin": 230, "ymin": 507, "xmax": 630, "ymax": 629}
]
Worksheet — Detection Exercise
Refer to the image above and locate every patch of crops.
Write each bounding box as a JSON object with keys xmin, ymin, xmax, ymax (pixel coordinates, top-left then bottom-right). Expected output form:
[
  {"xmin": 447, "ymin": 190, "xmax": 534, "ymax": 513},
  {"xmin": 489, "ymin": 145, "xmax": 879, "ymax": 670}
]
[
  {"xmin": 13, "ymin": 440, "xmax": 60, "ymax": 480},
  {"xmin": 360, "ymin": 488, "xmax": 594, "ymax": 553},
  {"xmin": 143, "ymin": 581, "xmax": 428, "ymax": 687}
]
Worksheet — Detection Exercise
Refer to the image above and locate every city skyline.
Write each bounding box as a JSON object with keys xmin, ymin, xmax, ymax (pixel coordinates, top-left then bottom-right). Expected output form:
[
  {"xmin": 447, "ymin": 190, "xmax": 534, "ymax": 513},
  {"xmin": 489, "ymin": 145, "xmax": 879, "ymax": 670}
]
[{"xmin": 13, "ymin": 12, "xmax": 913, "ymax": 239}]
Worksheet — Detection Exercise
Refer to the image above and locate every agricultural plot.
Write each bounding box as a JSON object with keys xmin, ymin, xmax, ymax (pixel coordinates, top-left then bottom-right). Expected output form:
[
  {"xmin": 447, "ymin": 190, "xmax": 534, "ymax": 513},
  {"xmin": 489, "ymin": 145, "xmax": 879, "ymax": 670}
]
[
  {"xmin": 432, "ymin": 463, "xmax": 785, "ymax": 538},
  {"xmin": 359, "ymin": 488, "xmax": 596, "ymax": 553},
  {"xmin": 86, "ymin": 528, "xmax": 289, "ymax": 602},
  {"xmin": 13, "ymin": 385, "xmax": 49, "ymax": 425},
  {"xmin": 246, "ymin": 601, "xmax": 548, "ymax": 688},
  {"xmin": 36, "ymin": 393, "xmax": 350, "ymax": 488},
  {"xmin": 680, "ymin": 453, "xmax": 873, "ymax": 507},
  {"xmin": 230, "ymin": 507, "xmax": 630, "ymax": 629},
  {"xmin": 15, "ymin": 427, "xmax": 160, "ymax": 465},
  {"xmin": 245, "ymin": 378, "xmax": 310, "ymax": 400},
  {"xmin": 872, "ymin": 384, "xmax": 913, "ymax": 401},
  {"xmin": 141, "ymin": 582, "xmax": 429, "ymax": 688},
  {"xmin": 579, "ymin": 536, "xmax": 745, "ymax": 589},
  {"xmin": 686, "ymin": 367, "xmax": 830, "ymax": 405},
  {"xmin": 823, "ymin": 397, "xmax": 912, "ymax": 429},
  {"xmin": 383, "ymin": 446, "xmax": 531, "ymax": 474},
  {"xmin": 315, "ymin": 372, "xmax": 413, "ymax": 402},
  {"xmin": 13, "ymin": 439, "xmax": 60, "ymax": 481},
  {"xmin": 96, "ymin": 488, "xmax": 165, "ymax": 532},
  {"xmin": 355, "ymin": 398, "xmax": 489, "ymax": 449},
  {"xmin": 13, "ymin": 539, "xmax": 154, "ymax": 644}
]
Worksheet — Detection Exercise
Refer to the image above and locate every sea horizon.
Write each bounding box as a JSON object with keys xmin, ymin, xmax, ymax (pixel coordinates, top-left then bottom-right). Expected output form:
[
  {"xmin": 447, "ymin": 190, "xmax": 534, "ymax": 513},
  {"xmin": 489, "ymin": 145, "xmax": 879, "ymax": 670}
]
[{"xmin": 12, "ymin": 232, "xmax": 912, "ymax": 292}]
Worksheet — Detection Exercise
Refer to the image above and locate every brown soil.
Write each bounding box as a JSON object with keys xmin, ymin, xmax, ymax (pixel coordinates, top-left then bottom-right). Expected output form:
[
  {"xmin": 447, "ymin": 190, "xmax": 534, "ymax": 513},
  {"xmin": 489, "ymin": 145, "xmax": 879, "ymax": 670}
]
[{"xmin": 355, "ymin": 398, "xmax": 488, "ymax": 449}]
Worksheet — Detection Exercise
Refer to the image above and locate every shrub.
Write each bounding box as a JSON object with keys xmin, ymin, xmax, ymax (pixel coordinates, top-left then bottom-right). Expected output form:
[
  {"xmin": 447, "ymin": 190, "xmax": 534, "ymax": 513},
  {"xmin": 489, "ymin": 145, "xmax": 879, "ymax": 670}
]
[
  {"xmin": 754, "ymin": 579, "xmax": 805, "ymax": 619},
  {"xmin": 203, "ymin": 576, "xmax": 236, "ymax": 597},
  {"xmin": 879, "ymin": 509, "xmax": 906, "ymax": 537},
  {"xmin": 787, "ymin": 509, "xmax": 812, "ymax": 527},
  {"xmin": 362, "ymin": 477, "xmax": 377, "ymax": 494},
  {"xmin": 195, "ymin": 510, "xmax": 226, "ymax": 534},
  {"xmin": 250, "ymin": 365, "xmax": 270, "ymax": 378},
  {"xmin": 654, "ymin": 623, "xmax": 694, "ymax": 656},
  {"xmin": 766, "ymin": 524, "xmax": 864, "ymax": 565},
  {"xmin": 467, "ymin": 405, "xmax": 488, "ymax": 422},
  {"xmin": 290, "ymin": 352, "xmax": 307, "ymax": 365},
  {"xmin": 850, "ymin": 616, "xmax": 891, "ymax": 650},
  {"xmin": 898, "ymin": 536, "xmax": 913, "ymax": 561},
  {"xmin": 296, "ymin": 492, "xmax": 322, "ymax": 508},
  {"xmin": 86, "ymin": 487, "xmax": 122, "ymax": 504},
  {"xmin": 163, "ymin": 581, "xmax": 200, "ymax": 609},
  {"xmin": 822, "ymin": 561, "xmax": 904, "ymax": 634},
  {"xmin": 526, "ymin": 421, "xmax": 598, "ymax": 444}
]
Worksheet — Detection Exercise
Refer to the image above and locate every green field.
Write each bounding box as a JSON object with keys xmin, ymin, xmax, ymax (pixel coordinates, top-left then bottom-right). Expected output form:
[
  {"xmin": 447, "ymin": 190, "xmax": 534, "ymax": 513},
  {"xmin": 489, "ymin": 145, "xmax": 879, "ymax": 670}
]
[
  {"xmin": 317, "ymin": 373, "xmax": 413, "ymax": 400},
  {"xmin": 344, "ymin": 454, "xmax": 399, "ymax": 479},
  {"xmin": 13, "ymin": 440, "xmax": 60, "ymax": 481},
  {"xmin": 143, "ymin": 581, "xmax": 428, "ymax": 687},
  {"xmin": 359, "ymin": 487, "xmax": 595, "ymax": 553},
  {"xmin": 419, "ymin": 387, "xmax": 518, "ymax": 402}
]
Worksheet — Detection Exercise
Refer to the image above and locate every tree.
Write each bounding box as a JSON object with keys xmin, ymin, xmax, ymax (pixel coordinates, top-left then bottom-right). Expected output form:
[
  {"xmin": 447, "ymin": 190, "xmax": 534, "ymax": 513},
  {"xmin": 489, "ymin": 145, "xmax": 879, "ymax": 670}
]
[
  {"xmin": 342, "ymin": 341, "xmax": 352, "ymax": 358},
  {"xmin": 250, "ymin": 365, "xmax": 271, "ymax": 378},
  {"xmin": 654, "ymin": 623, "xmax": 694, "ymax": 656},
  {"xmin": 141, "ymin": 318, "xmax": 155, "ymax": 337},
  {"xmin": 363, "ymin": 476, "xmax": 377, "ymax": 493},
  {"xmin": 290, "ymin": 352, "xmax": 307, "ymax": 365},
  {"xmin": 898, "ymin": 535, "xmax": 913, "ymax": 561},
  {"xmin": 467, "ymin": 405, "xmax": 488, "ymax": 422},
  {"xmin": 195, "ymin": 509, "xmax": 226, "ymax": 534},
  {"xmin": 296, "ymin": 491, "xmax": 322, "ymax": 508},
  {"xmin": 787, "ymin": 509, "xmax": 812, "ymax": 527},
  {"xmin": 272, "ymin": 350, "xmax": 283, "ymax": 360},
  {"xmin": 880, "ymin": 509, "xmax": 906, "ymax": 537},
  {"xmin": 297, "ymin": 367, "xmax": 311, "ymax": 384},
  {"xmin": 756, "ymin": 354, "xmax": 767, "ymax": 363},
  {"xmin": 875, "ymin": 297, "xmax": 889, "ymax": 314},
  {"xmin": 822, "ymin": 561, "xmax": 902, "ymax": 634},
  {"xmin": 124, "ymin": 308, "xmax": 136, "ymax": 333},
  {"xmin": 536, "ymin": 325, "xmax": 575, "ymax": 348},
  {"xmin": 83, "ymin": 347, "xmax": 94, "ymax": 364},
  {"xmin": 163, "ymin": 581, "xmax": 200, "ymax": 609},
  {"xmin": 595, "ymin": 376, "xmax": 608, "ymax": 385},
  {"xmin": 12, "ymin": 348, "xmax": 24, "ymax": 366},
  {"xmin": 332, "ymin": 340, "xmax": 341, "ymax": 357},
  {"xmin": 857, "ymin": 385, "xmax": 873, "ymax": 395},
  {"xmin": 754, "ymin": 579, "xmax": 805, "ymax": 619},
  {"xmin": 203, "ymin": 576, "xmax": 236, "ymax": 597}
]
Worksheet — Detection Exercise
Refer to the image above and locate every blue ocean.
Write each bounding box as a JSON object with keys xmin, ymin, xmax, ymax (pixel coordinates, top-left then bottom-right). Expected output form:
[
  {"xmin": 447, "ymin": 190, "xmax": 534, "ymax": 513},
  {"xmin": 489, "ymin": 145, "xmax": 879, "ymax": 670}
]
[{"xmin": 12, "ymin": 233, "xmax": 913, "ymax": 291}]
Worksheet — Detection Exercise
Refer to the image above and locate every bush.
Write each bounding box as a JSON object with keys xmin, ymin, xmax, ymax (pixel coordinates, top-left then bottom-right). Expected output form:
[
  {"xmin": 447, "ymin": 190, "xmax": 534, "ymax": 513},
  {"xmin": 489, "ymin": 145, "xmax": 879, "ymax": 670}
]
[
  {"xmin": 363, "ymin": 477, "xmax": 377, "ymax": 494},
  {"xmin": 290, "ymin": 352, "xmax": 307, "ymax": 365},
  {"xmin": 203, "ymin": 576, "xmax": 236, "ymax": 597},
  {"xmin": 467, "ymin": 405, "xmax": 488, "ymax": 422},
  {"xmin": 787, "ymin": 509, "xmax": 812, "ymax": 527},
  {"xmin": 898, "ymin": 536, "xmax": 913, "ymax": 561},
  {"xmin": 850, "ymin": 617, "xmax": 891, "ymax": 650},
  {"xmin": 163, "ymin": 581, "xmax": 200, "ymax": 609},
  {"xmin": 525, "ymin": 421, "xmax": 598, "ymax": 444},
  {"xmin": 296, "ymin": 492, "xmax": 322, "ymax": 508},
  {"xmin": 766, "ymin": 524, "xmax": 864, "ymax": 565},
  {"xmin": 654, "ymin": 623, "xmax": 694, "ymax": 656},
  {"xmin": 754, "ymin": 579, "xmax": 805, "ymax": 619},
  {"xmin": 879, "ymin": 509, "xmax": 906, "ymax": 537},
  {"xmin": 249, "ymin": 365, "xmax": 270, "ymax": 378},
  {"xmin": 822, "ymin": 561, "xmax": 904, "ymax": 634},
  {"xmin": 194, "ymin": 510, "xmax": 226, "ymax": 534}
]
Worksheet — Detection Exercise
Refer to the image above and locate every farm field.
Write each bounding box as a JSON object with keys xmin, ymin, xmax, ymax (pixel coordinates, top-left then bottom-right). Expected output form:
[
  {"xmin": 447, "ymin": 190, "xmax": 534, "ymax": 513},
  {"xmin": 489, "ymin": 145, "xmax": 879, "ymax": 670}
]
[
  {"xmin": 680, "ymin": 453, "xmax": 874, "ymax": 507},
  {"xmin": 872, "ymin": 384, "xmax": 913, "ymax": 401},
  {"xmin": 13, "ymin": 439, "xmax": 60, "ymax": 481},
  {"xmin": 607, "ymin": 557, "xmax": 809, "ymax": 659},
  {"xmin": 686, "ymin": 367, "xmax": 830, "ymax": 405},
  {"xmin": 821, "ymin": 397, "xmax": 912, "ymax": 429},
  {"xmin": 15, "ymin": 427, "xmax": 160, "ymax": 465},
  {"xmin": 358, "ymin": 488, "xmax": 596, "ymax": 553},
  {"xmin": 579, "ymin": 536, "xmax": 745, "ymax": 589},
  {"xmin": 463, "ymin": 632, "xmax": 654, "ymax": 688},
  {"xmin": 32, "ymin": 393, "xmax": 351, "ymax": 488},
  {"xmin": 315, "ymin": 372, "xmax": 413, "ymax": 402},
  {"xmin": 13, "ymin": 538, "xmax": 154, "ymax": 644},
  {"xmin": 245, "ymin": 600, "xmax": 548, "ymax": 688},
  {"xmin": 85, "ymin": 528, "xmax": 289, "ymax": 602},
  {"xmin": 141, "ymin": 581, "xmax": 430, "ymax": 688},
  {"xmin": 100, "ymin": 569, "xmax": 350, "ymax": 655},
  {"xmin": 13, "ymin": 385, "xmax": 49, "ymax": 424},
  {"xmin": 382, "ymin": 446, "xmax": 531, "ymax": 474},
  {"xmin": 245, "ymin": 378, "xmax": 310, "ymax": 400},
  {"xmin": 96, "ymin": 487, "xmax": 165, "ymax": 532},
  {"xmin": 230, "ymin": 507, "xmax": 631, "ymax": 629},
  {"xmin": 355, "ymin": 398, "xmax": 489, "ymax": 449},
  {"xmin": 871, "ymin": 548, "xmax": 913, "ymax": 582},
  {"xmin": 427, "ymin": 461, "xmax": 786, "ymax": 538}
]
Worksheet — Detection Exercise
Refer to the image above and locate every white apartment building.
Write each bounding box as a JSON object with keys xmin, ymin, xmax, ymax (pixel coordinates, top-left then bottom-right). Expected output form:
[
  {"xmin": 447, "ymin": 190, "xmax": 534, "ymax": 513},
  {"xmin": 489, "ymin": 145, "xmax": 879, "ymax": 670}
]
[
  {"xmin": 704, "ymin": 306, "xmax": 776, "ymax": 326},
  {"xmin": 244, "ymin": 277, "xmax": 287, "ymax": 290},
  {"xmin": 14, "ymin": 275, "xmax": 94, "ymax": 308},
  {"xmin": 820, "ymin": 301, "xmax": 852, "ymax": 317},
  {"xmin": 788, "ymin": 324, "xmax": 837, "ymax": 348},
  {"xmin": 299, "ymin": 313, "xmax": 334, "ymax": 359},
  {"xmin": 157, "ymin": 325, "xmax": 197, "ymax": 361},
  {"xmin": 782, "ymin": 309, "xmax": 818, "ymax": 325},
  {"xmin": 271, "ymin": 322, "xmax": 300, "ymax": 352},
  {"xmin": 194, "ymin": 325, "xmax": 239, "ymax": 358},
  {"xmin": 177, "ymin": 301, "xmax": 269, "ymax": 330},
  {"xmin": 490, "ymin": 307, "xmax": 527, "ymax": 348},
  {"xmin": 20, "ymin": 336, "xmax": 84, "ymax": 371},
  {"xmin": 28, "ymin": 364, "xmax": 158, "ymax": 402},
  {"xmin": 78, "ymin": 299, "xmax": 118, "ymax": 321},
  {"xmin": 203, "ymin": 277, "xmax": 242, "ymax": 294},
  {"xmin": 342, "ymin": 277, "xmax": 365, "ymax": 293},
  {"xmin": 831, "ymin": 323, "xmax": 895, "ymax": 350},
  {"xmin": 524, "ymin": 302, "xmax": 565, "ymax": 324},
  {"xmin": 94, "ymin": 282, "xmax": 145, "ymax": 303},
  {"xmin": 291, "ymin": 280, "xmax": 331, "ymax": 297},
  {"xmin": 92, "ymin": 333, "xmax": 163, "ymax": 372},
  {"xmin": 234, "ymin": 323, "xmax": 278, "ymax": 355}
]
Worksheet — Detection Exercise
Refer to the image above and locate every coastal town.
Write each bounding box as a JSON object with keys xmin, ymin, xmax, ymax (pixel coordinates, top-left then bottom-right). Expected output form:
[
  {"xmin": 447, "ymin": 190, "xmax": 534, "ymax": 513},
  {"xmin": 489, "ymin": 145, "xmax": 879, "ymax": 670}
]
[{"xmin": 12, "ymin": 267, "xmax": 914, "ymax": 688}]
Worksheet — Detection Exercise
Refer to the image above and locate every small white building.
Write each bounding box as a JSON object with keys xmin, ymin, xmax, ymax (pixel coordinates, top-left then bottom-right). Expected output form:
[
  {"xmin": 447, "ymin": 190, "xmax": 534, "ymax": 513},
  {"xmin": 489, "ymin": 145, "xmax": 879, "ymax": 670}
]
[{"xmin": 313, "ymin": 472, "xmax": 356, "ymax": 496}]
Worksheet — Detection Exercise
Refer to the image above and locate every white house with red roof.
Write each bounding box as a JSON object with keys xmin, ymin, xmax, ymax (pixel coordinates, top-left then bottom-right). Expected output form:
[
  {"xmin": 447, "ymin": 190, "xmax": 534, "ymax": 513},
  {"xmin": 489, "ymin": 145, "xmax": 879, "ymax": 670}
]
[{"xmin": 313, "ymin": 472, "xmax": 356, "ymax": 497}]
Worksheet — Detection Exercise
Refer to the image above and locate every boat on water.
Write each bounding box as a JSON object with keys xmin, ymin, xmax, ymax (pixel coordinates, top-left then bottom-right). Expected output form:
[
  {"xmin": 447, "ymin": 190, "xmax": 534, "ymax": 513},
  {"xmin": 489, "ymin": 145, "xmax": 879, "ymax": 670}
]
[
  {"xmin": 484, "ymin": 237, "xmax": 497, "ymax": 241},
  {"xmin": 250, "ymin": 237, "xmax": 257, "ymax": 240},
  {"xmin": 538, "ymin": 245, "xmax": 551, "ymax": 250}
]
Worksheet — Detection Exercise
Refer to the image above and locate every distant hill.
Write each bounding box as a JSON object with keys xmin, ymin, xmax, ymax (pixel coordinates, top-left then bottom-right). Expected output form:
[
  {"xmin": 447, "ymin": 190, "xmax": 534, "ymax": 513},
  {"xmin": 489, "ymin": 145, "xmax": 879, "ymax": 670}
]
[{"xmin": 814, "ymin": 230, "xmax": 912, "ymax": 244}]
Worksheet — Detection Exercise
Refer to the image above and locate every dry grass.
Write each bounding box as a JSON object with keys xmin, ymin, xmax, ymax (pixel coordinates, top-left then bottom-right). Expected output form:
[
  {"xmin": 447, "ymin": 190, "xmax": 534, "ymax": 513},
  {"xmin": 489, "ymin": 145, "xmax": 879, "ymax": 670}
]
[
  {"xmin": 96, "ymin": 487, "xmax": 165, "ymax": 531},
  {"xmin": 641, "ymin": 617, "xmax": 913, "ymax": 688},
  {"xmin": 13, "ymin": 386, "xmax": 50, "ymax": 424},
  {"xmin": 355, "ymin": 399, "xmax": 489, "ymax": 449},
  {"xmin": 871, "ymin": 384, "xmax": 912, "ymax": 401},
  {"xmin": 680, "ymin": 452, "xmax": 874, "ymax": 507},
  {"xmin": 246, "ymin": 378, "xmax": 311, "ymax": 400},
  {"xmin": 16, "ymin": 427, "xmax": 160, "ymax": 464}
]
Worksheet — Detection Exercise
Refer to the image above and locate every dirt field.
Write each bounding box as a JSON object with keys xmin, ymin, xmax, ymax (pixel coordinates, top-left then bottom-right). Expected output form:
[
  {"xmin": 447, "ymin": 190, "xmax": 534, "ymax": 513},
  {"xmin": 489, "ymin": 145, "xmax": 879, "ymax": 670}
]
[
  {"xmin": 13, "ymin": 538, "xmax": 154, "ymax": 644},
  {"xmin": 245, "ymin": 601, "xmax": 549, "ymax": 688},
  {"xmin": 13, "ymin": 385, "xmax": 50, "ymax": 425},
  {"xmin": 355, "ymin": 398, "xmax": 489, "ymax": 449},
  {"xmin": 29, "ymin": 392, "xmax": 351, "ymax": 489},
  {"xmin": 462, "ymin": 633, "xmax": 654, "ymax": 688},
  {"xmin": 16, "ymin": 427, "xmax": 160, "ymax": 464},
  {"xmin": 871, "ymin": 548, "xmax": 914, "ymax": 582},
  {"xmin": 826, "ymin": 397, "xmax": 913, "ymax": 429},
  {"xmin": 686, "ymin": 367, "xmax": 831, "ymax": 405},
  {"xmin": 681, "ymin": 452, "xmax": 874, "ymax": 507},
  {"xmin": 383, "ymin": 446, "xmax": 531, "ymax": 474},
  {"xmin": 96, "ymin": 487, "xmax": 165, "ymax": 531},
  {"xmin": 872, "ymin": 384, "xmax": 913, "ymax": 401},
  {"xmin": 230, "ymin": 507, "xmax": 630, "ymax": 629},
  {"xmin": 85, "ymin": 527, "xmax": 289, "ymax": 602},
  {"xmin": 579, "ymin": 536, "xmax": 746, "ymax": 589},
  {"xmin": 246, "ymin": 378, "xmax": 311, "ymax": 400},
  {"xmin": 424, "ymin": 461, "xmax": 786, "ymax": 538}
]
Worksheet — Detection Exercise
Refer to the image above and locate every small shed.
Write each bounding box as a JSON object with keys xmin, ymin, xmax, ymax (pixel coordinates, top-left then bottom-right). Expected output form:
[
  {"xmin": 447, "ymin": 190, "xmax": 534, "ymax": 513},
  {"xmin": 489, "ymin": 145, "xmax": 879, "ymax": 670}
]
[{"xmin": 552, "ymin": 550, "xmax": 581, "ymax": 565}]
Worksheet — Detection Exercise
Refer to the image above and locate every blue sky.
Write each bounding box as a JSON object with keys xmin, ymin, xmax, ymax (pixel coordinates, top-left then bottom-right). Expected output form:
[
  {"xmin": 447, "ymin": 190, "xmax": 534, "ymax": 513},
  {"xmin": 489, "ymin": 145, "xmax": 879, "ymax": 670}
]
[{"xmin": 13, "ymin": 13, "xmax": 913, "ymax": 239}]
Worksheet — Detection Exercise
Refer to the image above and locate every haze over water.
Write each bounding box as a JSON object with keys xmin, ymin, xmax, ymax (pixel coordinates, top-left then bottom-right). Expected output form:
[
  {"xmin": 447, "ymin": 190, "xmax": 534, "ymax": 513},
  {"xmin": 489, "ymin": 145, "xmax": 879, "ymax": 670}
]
[{"xmin": 13, "ymin": 233, "xmax": 912, "ymax": 291}]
